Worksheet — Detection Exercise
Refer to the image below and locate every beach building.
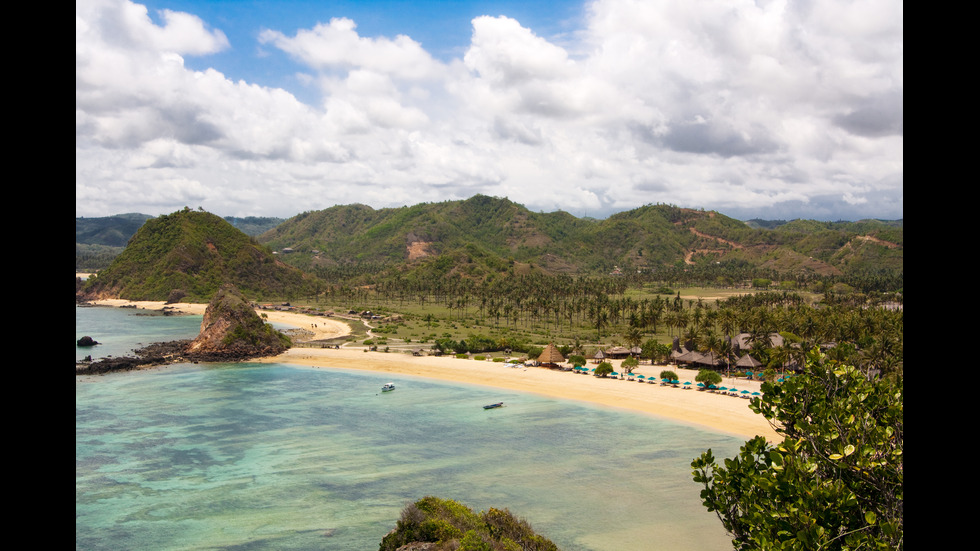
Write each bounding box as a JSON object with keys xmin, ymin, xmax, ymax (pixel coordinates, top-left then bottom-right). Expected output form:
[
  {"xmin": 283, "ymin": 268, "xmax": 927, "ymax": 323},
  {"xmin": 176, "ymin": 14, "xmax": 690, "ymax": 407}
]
[{"xmin": 537, "ymin": 343, "xmax": 565, "ymax": 368}]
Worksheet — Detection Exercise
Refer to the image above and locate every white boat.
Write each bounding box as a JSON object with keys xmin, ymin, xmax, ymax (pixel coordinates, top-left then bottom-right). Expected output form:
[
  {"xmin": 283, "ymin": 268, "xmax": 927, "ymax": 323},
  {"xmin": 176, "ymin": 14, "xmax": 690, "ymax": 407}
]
[{"xmin": 381, "ymin": 382, "xmax": 395, "ymax": 392}]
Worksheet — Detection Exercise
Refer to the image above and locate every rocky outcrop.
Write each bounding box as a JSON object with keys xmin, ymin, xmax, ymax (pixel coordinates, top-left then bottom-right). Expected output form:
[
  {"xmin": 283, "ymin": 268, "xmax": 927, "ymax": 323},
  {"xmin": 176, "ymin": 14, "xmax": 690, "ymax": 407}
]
[
  {"xmin": 76, "ymin": 340, "xmax": 192, "ymax": 375},
  {"xmin": 185, "ymin": 284, "xmax": 291, "ymax": 361},
  {"xmin": 77, "ymin": 336, "xmax": 100, "ymax": 347},
  {"xmin": 76, "ymin": 285, "xmax": 291, "ymax": 375}
]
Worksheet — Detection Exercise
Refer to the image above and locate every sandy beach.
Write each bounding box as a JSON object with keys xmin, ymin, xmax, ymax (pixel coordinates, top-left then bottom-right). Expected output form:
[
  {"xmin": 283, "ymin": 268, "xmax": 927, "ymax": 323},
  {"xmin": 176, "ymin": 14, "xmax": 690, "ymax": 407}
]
[{"xmin": 87, "ymin": 299, "xmax": 780, "ymax": 441}]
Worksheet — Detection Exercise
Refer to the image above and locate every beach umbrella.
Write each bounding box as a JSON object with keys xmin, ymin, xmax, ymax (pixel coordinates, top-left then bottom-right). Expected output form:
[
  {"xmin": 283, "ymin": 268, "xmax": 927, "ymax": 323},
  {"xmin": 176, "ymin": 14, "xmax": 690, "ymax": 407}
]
[{"xmin": 638, "ymin": 375, "xmax": 646, "ymax": 380}]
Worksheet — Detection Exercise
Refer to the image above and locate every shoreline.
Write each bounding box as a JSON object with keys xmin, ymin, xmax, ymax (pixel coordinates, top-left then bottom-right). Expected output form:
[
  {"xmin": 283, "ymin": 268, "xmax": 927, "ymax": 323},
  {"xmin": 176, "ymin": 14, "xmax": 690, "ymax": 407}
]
[{"xmin": 84, "ymin": 299, "xmax": 780, "ymax": 442}]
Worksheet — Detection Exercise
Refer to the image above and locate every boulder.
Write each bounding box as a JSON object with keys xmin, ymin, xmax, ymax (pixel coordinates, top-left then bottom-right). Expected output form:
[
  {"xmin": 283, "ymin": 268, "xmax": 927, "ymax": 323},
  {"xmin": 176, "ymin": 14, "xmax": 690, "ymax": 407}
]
[{"xmin": 184, "ymin": 284, "xmax": 290, "ymax": 361}]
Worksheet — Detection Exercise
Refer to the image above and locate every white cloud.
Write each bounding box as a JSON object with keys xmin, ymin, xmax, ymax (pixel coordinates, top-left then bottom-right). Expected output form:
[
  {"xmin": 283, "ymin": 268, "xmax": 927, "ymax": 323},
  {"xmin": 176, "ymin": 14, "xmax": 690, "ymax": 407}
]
[
  {"xmin": 258, "ymin": 18, "xmax": 443, "ymax": 81},
  {"xmin": 76, "ymin": 0, "xmax": 902, "ymax": 221}
]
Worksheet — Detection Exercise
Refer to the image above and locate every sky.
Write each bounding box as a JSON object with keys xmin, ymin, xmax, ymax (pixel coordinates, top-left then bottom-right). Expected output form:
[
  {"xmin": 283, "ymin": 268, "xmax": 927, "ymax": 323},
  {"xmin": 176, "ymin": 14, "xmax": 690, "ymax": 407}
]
[{"xmin": 76, "ymin": 0, "xmax": 903, "ymax": 222}]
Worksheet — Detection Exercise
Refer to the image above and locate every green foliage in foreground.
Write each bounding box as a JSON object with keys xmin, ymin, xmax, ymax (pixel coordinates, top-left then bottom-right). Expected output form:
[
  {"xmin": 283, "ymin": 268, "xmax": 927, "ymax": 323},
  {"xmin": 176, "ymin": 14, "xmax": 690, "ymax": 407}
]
[
  {"xmin": 692, "ymin": 356, "xmax": 903, "ymax": 550},
  {"xmin": 379, "ymin": 496, "xmax": 558, "ymax": 551}
]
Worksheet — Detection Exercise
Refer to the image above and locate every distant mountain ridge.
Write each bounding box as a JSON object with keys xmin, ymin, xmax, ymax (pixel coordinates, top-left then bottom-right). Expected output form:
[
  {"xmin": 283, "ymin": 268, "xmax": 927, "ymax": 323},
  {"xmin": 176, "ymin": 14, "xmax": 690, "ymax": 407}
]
[
  {"xmin": 76, "ymin": 213, "xmax": 154, "ymax": 247},
  {"xmin": 75, "ymin": 197, "xmax": 902, "ymax": 293},
  {"xmin": 257, "ymin": 195, "xmax": 902, "ymax": 280}
]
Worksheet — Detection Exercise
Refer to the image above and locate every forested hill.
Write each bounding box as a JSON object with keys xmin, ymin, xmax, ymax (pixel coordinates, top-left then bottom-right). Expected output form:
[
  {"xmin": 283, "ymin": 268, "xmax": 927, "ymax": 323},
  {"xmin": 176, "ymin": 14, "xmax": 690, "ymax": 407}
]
[
  {"xmin": 257, "ymin": 195, "xmax": 903, "ymax": 285},
  {"xmin": 76, "ymin": 213, "xmax": 286, "ymax": 272},
  {"xmin": 75, "ymin": 197, "xmax": 902, "ymax": 294},
  {"xmin": 76, "ymin": 213, "xmax": 284, "ymax": 246},
  {"xmin": 76, "ymin": 213, "xmax": 154, "ymax": 247},
  {"xmin": 78, "ymin": 208, "xmax": 308, "ymax": 302}
]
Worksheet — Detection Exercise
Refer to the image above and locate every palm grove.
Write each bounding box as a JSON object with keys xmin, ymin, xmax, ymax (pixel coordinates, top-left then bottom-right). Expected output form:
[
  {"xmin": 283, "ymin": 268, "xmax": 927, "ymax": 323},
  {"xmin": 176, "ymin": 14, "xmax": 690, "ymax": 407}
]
[{"xmin": 307, "ymin": 269, "xmax": 902, "ymax": 379}]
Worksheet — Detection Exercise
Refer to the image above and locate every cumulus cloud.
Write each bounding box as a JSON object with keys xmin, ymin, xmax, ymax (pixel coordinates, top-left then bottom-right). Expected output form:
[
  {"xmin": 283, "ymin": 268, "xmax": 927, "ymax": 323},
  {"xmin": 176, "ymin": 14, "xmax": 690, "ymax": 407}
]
[
  {"xmin": 76, "ymin": 0, "xmax": 902, "ymax": 221},
  {"xmin": 259, "ymin": 18, "xmax": 443, "ymax": 81}
]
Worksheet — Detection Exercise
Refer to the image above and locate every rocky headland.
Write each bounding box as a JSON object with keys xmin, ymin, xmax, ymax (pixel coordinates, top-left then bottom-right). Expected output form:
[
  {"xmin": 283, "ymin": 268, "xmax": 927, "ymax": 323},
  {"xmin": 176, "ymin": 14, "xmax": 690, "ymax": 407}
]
[{"xmin": 76, "ymin": 284, "xmax": 291, "ymax": 375}]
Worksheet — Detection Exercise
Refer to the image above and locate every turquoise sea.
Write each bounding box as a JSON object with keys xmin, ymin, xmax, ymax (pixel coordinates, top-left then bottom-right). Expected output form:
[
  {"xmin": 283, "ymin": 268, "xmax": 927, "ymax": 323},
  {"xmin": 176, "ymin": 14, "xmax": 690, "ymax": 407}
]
[{"xmin": 76, "ymin": 306, "xmax": 742, "ymax": 550}]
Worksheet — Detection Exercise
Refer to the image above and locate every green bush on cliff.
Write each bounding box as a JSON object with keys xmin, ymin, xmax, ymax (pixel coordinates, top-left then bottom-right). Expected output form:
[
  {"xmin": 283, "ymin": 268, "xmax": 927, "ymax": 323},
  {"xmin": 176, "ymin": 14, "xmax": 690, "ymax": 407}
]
[
  {"xmin": 379, "ymin": 496, "xmax": 558, "ymax": 551},
  {"xmin": 221, "ymin": 322, "xmax": 292, "ymax": 349}
]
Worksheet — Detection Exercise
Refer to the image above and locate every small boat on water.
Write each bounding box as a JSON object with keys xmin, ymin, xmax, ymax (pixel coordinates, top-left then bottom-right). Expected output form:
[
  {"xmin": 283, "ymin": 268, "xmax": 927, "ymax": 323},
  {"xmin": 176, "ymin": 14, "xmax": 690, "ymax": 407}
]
[
  {"xmin": 483, "ymin": 402, "xmax": 504, "ymax": 409},
  {"xmin": 381, "ymin": 382, "xmax": 396, "ymax": 392}
]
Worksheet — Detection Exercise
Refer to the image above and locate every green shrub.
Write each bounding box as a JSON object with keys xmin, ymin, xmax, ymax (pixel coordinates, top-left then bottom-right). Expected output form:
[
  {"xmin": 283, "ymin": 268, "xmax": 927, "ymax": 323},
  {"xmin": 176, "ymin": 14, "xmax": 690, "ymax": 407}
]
[
  {"xmin": 594, "ymin": 362, "xmax": 613, "ymax": 377},
  {"xmin": 379, "ymin": 497, "xmax": 557, "ymax": 551}
]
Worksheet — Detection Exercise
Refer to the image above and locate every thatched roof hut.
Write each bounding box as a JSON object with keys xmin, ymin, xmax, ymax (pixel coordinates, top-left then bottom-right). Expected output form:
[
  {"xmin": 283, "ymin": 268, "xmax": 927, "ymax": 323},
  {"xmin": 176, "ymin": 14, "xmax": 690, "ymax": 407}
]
[
  {"xmin": 670, "ymin": 348, "xmax": 690, "ymax": 362},
  {"xmin": 733, "ymin": 333, "xmax": 785, "ymax": 351},
  {"xmin": 605, "ymin": 346, "xmax": 631, "ymax": 359},
  {"xmin": 695, "ymin": 351, "xmax": 724, "ymax": 368},
  {"xmin": 735, "ymin": 354, "xmax": 763, "ymax": 369},
  {"xmin": 676, "ymin": 350, "xmax": 703, "ymax": 365},
  {"xmin": 538, "ymin": 343, "xmax": 565, "ymax": 366}
]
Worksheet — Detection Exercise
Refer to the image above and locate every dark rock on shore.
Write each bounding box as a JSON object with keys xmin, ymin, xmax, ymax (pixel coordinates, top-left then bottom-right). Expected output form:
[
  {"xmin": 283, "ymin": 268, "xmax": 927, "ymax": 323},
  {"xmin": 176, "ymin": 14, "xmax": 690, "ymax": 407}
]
[{"xmin": 75, "ymin": 340, "xmax": 192, "ymax": 375}]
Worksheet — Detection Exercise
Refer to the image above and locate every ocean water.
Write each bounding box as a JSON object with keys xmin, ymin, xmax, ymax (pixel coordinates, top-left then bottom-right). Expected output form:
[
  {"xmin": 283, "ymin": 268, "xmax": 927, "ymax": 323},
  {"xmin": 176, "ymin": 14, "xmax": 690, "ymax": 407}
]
[{"xmin": 76, "ymin": 306, "xmax": 742, "ymax": 550}]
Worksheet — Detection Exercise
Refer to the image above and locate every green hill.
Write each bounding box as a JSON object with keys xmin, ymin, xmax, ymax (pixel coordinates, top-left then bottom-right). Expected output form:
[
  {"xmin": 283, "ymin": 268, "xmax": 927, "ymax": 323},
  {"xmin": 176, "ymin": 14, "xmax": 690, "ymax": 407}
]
[
  {"xmin": 79, "ymin": 208, "xmax": 310, "ymax": 302},
  {"xmin": 257, "ymin": 195, "xmax": 902, "ymax": 287},
  {"xmin": 76, "ymin": 213, "xmax": 285, "ymax": 272},
  {"xmin": 75, "ymin": 197, "xmax": 903, "ymax": 295}
]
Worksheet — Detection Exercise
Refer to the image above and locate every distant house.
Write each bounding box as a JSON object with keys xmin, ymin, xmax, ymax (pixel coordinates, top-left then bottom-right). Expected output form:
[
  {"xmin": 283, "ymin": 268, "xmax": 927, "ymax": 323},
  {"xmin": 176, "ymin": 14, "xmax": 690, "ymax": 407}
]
[{"xmin": 604, "ymin": 346, "xmax": 631, "ymax": 359}]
